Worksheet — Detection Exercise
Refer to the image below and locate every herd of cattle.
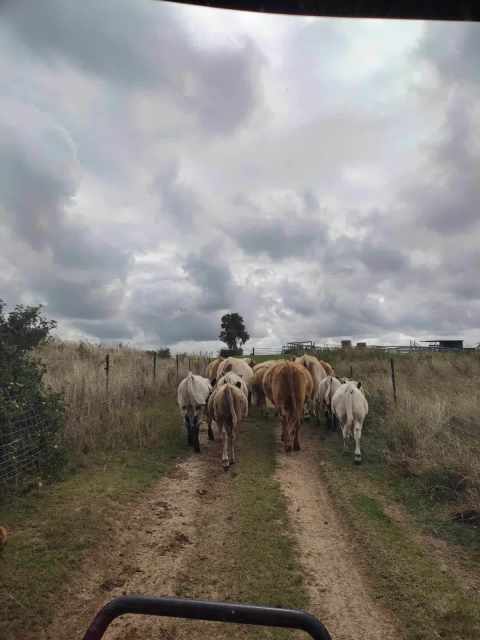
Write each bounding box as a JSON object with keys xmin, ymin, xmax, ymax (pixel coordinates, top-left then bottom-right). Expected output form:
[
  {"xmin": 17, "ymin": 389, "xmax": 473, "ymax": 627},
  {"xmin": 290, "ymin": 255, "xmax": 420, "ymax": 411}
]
[{"xmin": 177, "ymin": 355, "xmax": 369, "ymax": 470}]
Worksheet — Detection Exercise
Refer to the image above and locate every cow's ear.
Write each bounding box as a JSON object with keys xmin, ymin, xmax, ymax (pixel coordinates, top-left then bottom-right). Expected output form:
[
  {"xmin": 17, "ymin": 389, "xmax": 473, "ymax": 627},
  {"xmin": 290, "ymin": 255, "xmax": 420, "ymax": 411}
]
[{"xmin": 357, "ymin": 381, "xmax": 362, "ymax": 389}]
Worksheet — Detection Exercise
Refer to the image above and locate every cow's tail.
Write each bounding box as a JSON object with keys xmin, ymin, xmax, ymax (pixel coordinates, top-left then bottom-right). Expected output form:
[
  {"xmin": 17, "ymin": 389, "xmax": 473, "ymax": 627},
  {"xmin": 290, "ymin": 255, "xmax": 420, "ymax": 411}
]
[
  {"xmin": 223, "ymin": 384, "xmax": 237, "ymax": 436},
  {"xmin": 326, "ymin": 376, "xmax": 335, "ymax": 410},
  {"xmin": 345, "ymin": 385, "xmax": 355, "ymax": 431},
  {"xmin": 286, "ymin": 364, "xmax": 299, "ymax": 423}
]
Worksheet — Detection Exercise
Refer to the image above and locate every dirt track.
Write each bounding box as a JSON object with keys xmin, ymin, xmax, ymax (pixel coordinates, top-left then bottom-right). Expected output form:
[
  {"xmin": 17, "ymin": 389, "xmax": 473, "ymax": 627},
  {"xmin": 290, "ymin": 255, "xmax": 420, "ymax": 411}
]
[
  {"xmin": 276, "ymin": 425, "xmax": 398, "ymax": 640},
  {"xmin": 42, "ymin": 418, "xmax": 400, "ymax": 640}
]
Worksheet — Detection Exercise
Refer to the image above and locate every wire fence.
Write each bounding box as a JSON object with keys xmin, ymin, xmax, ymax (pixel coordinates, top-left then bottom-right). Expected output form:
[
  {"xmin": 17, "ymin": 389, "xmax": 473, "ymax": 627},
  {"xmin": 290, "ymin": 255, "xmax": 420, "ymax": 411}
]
[
  {"xmin": 0, "ymin": 353, "xmax": 211, "ymax": 495},
  {"xmin": 0, "ymin": 409, "xmax": 59, "ymax": 490}
]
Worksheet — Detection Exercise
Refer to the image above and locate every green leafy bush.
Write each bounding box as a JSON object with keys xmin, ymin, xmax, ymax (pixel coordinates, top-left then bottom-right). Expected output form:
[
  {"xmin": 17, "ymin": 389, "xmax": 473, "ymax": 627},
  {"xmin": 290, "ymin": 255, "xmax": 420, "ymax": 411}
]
[{"xmin": 0, "ymin": 300, "xmax": 65, "ymax": 491}]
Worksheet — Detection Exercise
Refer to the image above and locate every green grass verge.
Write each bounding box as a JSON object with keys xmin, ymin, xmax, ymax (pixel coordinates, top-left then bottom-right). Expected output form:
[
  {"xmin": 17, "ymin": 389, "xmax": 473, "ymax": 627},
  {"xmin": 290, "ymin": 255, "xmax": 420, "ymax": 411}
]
[
  {"xmin": 176, "ymin": 411, "xmax": 307, "ymax": 639},
  {"xmin": 0, "ymin": 396, "xmax": 187, "ymax": 640},
  {"xmin": 318, "ymin": 423, "xmax": 480, "ymax": 640}
]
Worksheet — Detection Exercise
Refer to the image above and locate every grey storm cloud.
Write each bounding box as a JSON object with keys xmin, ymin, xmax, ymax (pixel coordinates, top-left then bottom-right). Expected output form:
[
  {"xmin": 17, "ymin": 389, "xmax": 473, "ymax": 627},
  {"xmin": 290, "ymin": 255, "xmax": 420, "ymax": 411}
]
[
  {"xmin": 183, "ymin": 247, "xmax": 236, "ymax": 312},
  {"xmin": 401, "ymin": 95, "xmax": 480, "ymax": 235},
  {"xmin": 0, "ymin": 103, "xmax": 131, "ymax": 323},
  {"xmin": 2, "ymin": 0, "xmax": 264, "ymax": 136},
  {"xmin": 128, "ymin": 279, "xmax": 220, "ymax": 344},
  {"xmin": 73, "ymin": 319, "xmax": 134, "ymax": 341},
  {"xmin": 418, "ymin": 22, "xmax": 480, "ymax": 90},
  {"xmin": 230, "ymin": 191, "xmax": 329, "ymax": 260},
  {"xmin": 152, "ymin": 162, "xmax": 200, "ymax": 227},
  {"xmin": 1, "ymin": 5, "xmax": 480, "ymax": 349}
]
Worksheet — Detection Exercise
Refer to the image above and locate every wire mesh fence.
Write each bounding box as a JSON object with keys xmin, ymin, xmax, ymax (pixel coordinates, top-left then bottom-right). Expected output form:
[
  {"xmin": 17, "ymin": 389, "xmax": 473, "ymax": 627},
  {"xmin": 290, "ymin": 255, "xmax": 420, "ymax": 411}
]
[
  {"xmin": 0, "ymin": 352, "xmax": 211, "ymax": 495},
  {"xmin": 0, "ymin": 409, "xmax": 60, "ymax": 491}
]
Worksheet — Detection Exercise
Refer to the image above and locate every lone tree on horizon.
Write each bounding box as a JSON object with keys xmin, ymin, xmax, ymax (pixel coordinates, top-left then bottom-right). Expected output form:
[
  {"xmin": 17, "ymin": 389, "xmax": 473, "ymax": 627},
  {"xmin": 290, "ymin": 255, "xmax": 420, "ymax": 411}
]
[{"xmin": 219, "ymin": 313, "xmax": 250, "ymax": 352}]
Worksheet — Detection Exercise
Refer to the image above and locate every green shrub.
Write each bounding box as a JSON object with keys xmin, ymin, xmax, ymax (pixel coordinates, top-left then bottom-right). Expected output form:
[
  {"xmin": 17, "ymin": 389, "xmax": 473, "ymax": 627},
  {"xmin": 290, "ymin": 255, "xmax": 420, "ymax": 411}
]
[{"xmin": 0, "ymin": 301, "xmax": 66, "ymax": 492}]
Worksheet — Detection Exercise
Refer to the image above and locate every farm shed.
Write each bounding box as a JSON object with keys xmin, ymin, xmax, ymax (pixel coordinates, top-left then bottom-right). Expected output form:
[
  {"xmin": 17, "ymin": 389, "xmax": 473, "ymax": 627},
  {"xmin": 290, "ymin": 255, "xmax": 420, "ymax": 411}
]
[{"xmin": 420, "ymin": 339, "xmax": 464, "ymax": 351}]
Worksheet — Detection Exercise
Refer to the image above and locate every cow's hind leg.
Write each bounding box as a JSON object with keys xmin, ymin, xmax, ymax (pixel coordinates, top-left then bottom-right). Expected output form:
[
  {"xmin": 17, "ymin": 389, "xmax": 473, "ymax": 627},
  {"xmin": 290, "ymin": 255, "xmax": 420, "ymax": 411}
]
[
  {"xmin": 185, "ymin": 418, "xmax": 193, "ymax": 447},
  {"xmin": 293, "ymin": 423, "xmax": 301, "ymax": 451},
  {"xmin": 229, "ymin": 426, "xmax": 236, "ymax": 465},
  {"xmin": 353, "ymin": 420, "xmax": 363, "ymax": 464},
  {"xmin": 193, "ymin": 418, "xmax": 201, "ymax": 453},
  {"xmin": 222, "ymin": 426, "xmax": 230, "ymax": 470},
  {"xmin": 207, "ymin": 417, "xmax": 215, "ymax": 441}
]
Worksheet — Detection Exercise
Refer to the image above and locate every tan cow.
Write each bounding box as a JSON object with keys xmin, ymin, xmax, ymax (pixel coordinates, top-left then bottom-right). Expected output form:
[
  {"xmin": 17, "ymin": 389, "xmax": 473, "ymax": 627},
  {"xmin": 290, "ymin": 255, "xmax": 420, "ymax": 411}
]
[
  {"xmin": 216, "ymin": 371, "xmax": 249, "ymax": 400},
  {"xmin": 295, "ymin": 354, "xmax": 327, "ymax": 421},
  {"xmin": 211, "ymin": 382, "xmax": 248, "ymax": 470},
  {"xmin": 270, "ymin": 361, "xmax": 313, "ymax": 452},
  {"xmin": 319, "ymin": 359, "xmax": 335, "ymax": 376},
  {"xmin": 216, "ymin": 357, "xmax": 254, "ymax": 386},
  {"xmin": 206, "ymin": 357, "xmax": 224, "ymax": 383}
]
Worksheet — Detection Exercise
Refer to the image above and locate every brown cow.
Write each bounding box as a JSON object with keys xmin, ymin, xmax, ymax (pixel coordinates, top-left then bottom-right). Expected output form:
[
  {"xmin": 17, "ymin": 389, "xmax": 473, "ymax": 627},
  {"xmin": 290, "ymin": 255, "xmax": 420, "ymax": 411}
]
[
  {"xmin": 251, "ymin": 360, "xmax": 279, "ymax": 410},
  {"xmin": 206, "ymin": 357, "xmax": 224, "ymax": 383},
  {"xmin": 270, "ymin": 361, "xmax": 313, "ymax": 452},
  {"xmin": 211, "ymin": 382, "xmax": 248, "ymax": 470}
]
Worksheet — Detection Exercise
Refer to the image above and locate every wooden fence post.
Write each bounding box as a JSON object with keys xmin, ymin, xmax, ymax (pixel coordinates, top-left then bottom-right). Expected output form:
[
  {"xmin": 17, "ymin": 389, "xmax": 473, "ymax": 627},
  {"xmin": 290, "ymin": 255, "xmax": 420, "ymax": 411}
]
[
  {"xmin": 390, "ymin": 358, "xmax": 398, "ymax": 404},
  {"xmin": 176, "ymin": 354, "xmax": 179, "ymax": 385},
  {"xmin": 153, "ymin": 351, "xmax": 157, "ymax": 382},
  {"xmin": 105, "ymin": 354, "xmax": 110, "ymax": 395},
  {"xmin": 350, "ymin": 364, "xmax": 353, "ymax": 379}
]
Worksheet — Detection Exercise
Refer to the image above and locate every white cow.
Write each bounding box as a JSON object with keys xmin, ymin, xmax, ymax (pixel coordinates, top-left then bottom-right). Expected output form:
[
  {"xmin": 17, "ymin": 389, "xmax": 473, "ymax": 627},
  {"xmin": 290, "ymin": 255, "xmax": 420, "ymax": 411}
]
[
  {"xmin": 331, "ymin": 380, "xmax": 368, "ymax": 464},
  {"xmin": 177, "ymin": 372, "xmax": 212, "ymax": 452},
  {"xmin": 317, "ymin": 375, "xmax": 343, "ymax": 431}
]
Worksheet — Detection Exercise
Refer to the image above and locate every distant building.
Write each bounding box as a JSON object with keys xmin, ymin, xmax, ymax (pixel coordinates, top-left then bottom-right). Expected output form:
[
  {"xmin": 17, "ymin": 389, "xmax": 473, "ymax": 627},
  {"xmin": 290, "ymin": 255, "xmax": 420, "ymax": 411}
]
[
  {"xmin": 420, "ymin": 339, "xmax": 464, "ymax": 351},
  {"xmin": 356, "ymin": 342, "xmax": 367, "ymax": 348},
  {"xmin": 341, "ymin": 340, "xmax": 352, "ymax": 349}
]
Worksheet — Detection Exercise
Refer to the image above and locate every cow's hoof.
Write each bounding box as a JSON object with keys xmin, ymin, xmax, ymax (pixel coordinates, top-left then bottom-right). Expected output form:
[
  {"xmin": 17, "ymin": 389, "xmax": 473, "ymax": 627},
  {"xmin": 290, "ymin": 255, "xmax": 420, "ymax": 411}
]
[
  {"xmin": 354, "ymin": 456, "xmax": 362, "ymax": 465},
  {"xmin": 285, "ymin": 445, "xmax": 292, "ymax": 453},
  {"xmin": 294, "ymin": 444, "xmax": 300, "ymax": 452},
  {"xmin": 223, "ymin": 463, "xmax": 230, "ymax": 472}
]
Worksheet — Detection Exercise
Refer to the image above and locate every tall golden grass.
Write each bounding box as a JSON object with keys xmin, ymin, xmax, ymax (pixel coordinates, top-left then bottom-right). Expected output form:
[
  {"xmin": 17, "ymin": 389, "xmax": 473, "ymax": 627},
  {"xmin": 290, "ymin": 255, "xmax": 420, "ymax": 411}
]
[
  {"xmin": 35, "ymin": 340, "xmax": 210, "ymax": 455},
  {"xmin": 317, "ymin": 349, "xmax": 480, "ymax": 509}
]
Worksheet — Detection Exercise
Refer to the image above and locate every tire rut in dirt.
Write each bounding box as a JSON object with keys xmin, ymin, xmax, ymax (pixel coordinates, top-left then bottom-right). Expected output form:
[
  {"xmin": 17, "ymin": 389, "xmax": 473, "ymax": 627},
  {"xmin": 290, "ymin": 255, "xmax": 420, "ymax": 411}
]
[{"xmin": 275, "ymin": 421, "xmax": 400, "ymax": 640}]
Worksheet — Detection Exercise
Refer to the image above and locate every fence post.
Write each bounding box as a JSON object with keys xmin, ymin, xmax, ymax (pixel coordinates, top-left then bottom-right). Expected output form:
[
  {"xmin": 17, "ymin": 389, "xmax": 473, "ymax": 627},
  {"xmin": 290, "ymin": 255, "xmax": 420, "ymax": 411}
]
[
  {"xmin": 350, "ymin": 364, "xmax": 353, "ymax": 379},
  {"xmin": 390, "ymin": 358, "xmax": 398, "ymax": 404},
  {"xmin": 105, "ymin": 354, "xmax": 110, "ymax": 395},
  {"xmin": 176, "ymin": 354, "xmax": 179, "ymax": 385},
  {"xmin": 153, "ymin": 351, "xmax": 157, "ymax": 382}
]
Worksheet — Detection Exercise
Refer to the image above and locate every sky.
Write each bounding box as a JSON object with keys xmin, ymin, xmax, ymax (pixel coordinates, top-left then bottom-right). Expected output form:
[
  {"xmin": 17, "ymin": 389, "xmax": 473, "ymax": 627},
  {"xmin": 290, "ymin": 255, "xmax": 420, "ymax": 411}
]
[{"xmin": 1, "ymin": 1, "xmax": 479, "ymax": 353}]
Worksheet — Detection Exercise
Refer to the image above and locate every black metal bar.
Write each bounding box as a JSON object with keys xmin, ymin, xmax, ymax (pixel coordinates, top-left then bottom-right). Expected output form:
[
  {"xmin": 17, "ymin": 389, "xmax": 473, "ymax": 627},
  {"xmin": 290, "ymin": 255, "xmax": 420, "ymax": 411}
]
[
  {"xmin": 82, "ymin": 596, "xmax": 332, "ymax": 640},
  {"xmin": 158, "ymin": 0, "xmax": 480, "ymax": 21}
]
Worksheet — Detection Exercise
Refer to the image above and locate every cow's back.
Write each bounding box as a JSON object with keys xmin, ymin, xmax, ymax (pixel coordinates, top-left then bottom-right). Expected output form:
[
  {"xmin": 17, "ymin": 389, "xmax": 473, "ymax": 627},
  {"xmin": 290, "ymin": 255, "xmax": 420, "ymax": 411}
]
[{"xmin": 271, "ymin": 362, "xmax": 308, "ymax": 417}]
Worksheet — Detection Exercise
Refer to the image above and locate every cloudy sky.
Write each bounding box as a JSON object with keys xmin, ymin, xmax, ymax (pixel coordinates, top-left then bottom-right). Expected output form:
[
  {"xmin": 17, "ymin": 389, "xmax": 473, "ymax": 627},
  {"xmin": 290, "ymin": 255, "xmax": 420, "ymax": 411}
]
[{"xmin": 1, "ymin": 1, "xmax": 479, "ymax": 352}]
